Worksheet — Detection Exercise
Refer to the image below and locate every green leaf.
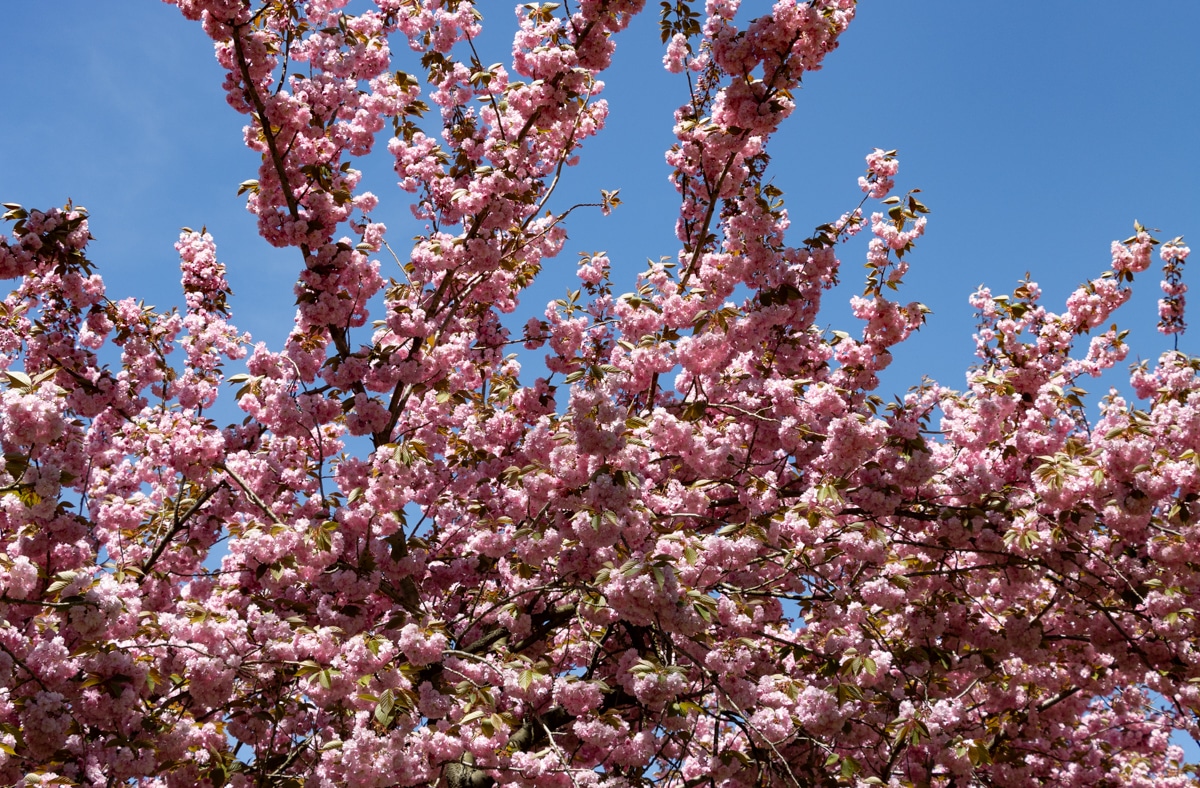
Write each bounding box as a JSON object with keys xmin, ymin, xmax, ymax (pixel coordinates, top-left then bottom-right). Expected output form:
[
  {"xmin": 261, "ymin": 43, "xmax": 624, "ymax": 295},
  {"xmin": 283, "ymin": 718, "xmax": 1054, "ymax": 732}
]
[
  {"xmin": 459, "ymin": 710, "xmax": 485, "ymax": 726},
  {"xmin": 4, "ymin": 371, "xmax": 32, "ymax": 390},
  {"xmin": 375, "ymin": 689, "xmax": 396, "ymax": 726}
]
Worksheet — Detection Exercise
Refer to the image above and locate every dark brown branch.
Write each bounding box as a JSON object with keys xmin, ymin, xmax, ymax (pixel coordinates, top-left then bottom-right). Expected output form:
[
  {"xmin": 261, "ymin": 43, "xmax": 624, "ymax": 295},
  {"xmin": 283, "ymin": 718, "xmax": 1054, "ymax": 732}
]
[
  {"xmin": 140, "ymin": 482, "xmax": 227, "ymax": 579},
  {"xmin": 230, "ymin": 23, "xmax": 302, "ymax": 227}
]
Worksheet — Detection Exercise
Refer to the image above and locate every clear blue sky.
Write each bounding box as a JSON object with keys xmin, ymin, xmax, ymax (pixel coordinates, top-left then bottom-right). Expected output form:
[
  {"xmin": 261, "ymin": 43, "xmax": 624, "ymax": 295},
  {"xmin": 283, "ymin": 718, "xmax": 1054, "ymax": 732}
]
[
  {"xmin": 4, "ymin": 2, "xmax": 1198, "ymax": 408},
  {"xmin": 3, "ymin": 0, "xmax": 1200, "ymax": 759},
  {"xmin": 2, "ymin": 3, "xmax": 1197, "ymax": 399}
]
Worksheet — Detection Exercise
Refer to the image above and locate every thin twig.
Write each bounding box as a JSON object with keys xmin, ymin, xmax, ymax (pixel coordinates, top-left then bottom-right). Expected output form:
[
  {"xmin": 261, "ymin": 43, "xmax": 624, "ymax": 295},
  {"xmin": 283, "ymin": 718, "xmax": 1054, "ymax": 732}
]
[
  {"xmin": 220, "ymin": 464, "xmax": 286, "ymax": 525},
  {"xmin": 141, "ymin": 482, "xmax": 227, "ymax": 578}
]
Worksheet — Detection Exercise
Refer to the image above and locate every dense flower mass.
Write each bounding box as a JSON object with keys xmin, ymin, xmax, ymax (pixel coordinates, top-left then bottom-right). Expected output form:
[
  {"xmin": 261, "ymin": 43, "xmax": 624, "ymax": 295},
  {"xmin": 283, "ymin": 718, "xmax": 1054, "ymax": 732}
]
[{"xmin": 0, "ymin": 1, "xmax": 1196, "ymax": 786}]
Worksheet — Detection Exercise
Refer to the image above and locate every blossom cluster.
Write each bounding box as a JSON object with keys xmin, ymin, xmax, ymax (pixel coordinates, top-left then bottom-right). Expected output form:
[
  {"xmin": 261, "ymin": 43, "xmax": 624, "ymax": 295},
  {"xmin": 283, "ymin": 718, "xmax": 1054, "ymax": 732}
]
[{"xmin": 0, "ymin": 1, "xmax": 1195, "ymax": 787}]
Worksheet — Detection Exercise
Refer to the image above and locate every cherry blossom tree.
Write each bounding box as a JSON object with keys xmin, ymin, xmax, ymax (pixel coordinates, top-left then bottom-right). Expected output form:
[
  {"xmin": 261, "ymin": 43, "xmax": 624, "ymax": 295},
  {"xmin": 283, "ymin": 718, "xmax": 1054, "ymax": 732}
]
[{"xmin": 0, "ymin": 1, "xmax": 1197, "ymax": 786}]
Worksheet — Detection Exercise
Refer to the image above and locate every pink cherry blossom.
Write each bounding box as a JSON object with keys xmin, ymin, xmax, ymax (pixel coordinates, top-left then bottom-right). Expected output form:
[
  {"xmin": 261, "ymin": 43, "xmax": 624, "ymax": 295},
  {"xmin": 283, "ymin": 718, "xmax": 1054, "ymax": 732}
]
[{"xmin": 0, "ymin": 1, "xmax": 1194, "ymax": 786}]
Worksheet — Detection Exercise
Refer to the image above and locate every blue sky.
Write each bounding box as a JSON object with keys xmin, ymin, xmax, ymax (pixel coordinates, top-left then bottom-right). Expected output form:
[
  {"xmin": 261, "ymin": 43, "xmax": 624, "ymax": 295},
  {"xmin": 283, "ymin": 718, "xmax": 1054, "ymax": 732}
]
[
  {"xmin": 3, "ymin": 0, "xmax": 1200, "ymax": 761},
  {"xmin": 3, "ymin": 3, "xmax": 1198, "ymax": 393},
  {"xmin": 2, "ymin": 3, "xmax": 1197, "ymax": 403}
]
